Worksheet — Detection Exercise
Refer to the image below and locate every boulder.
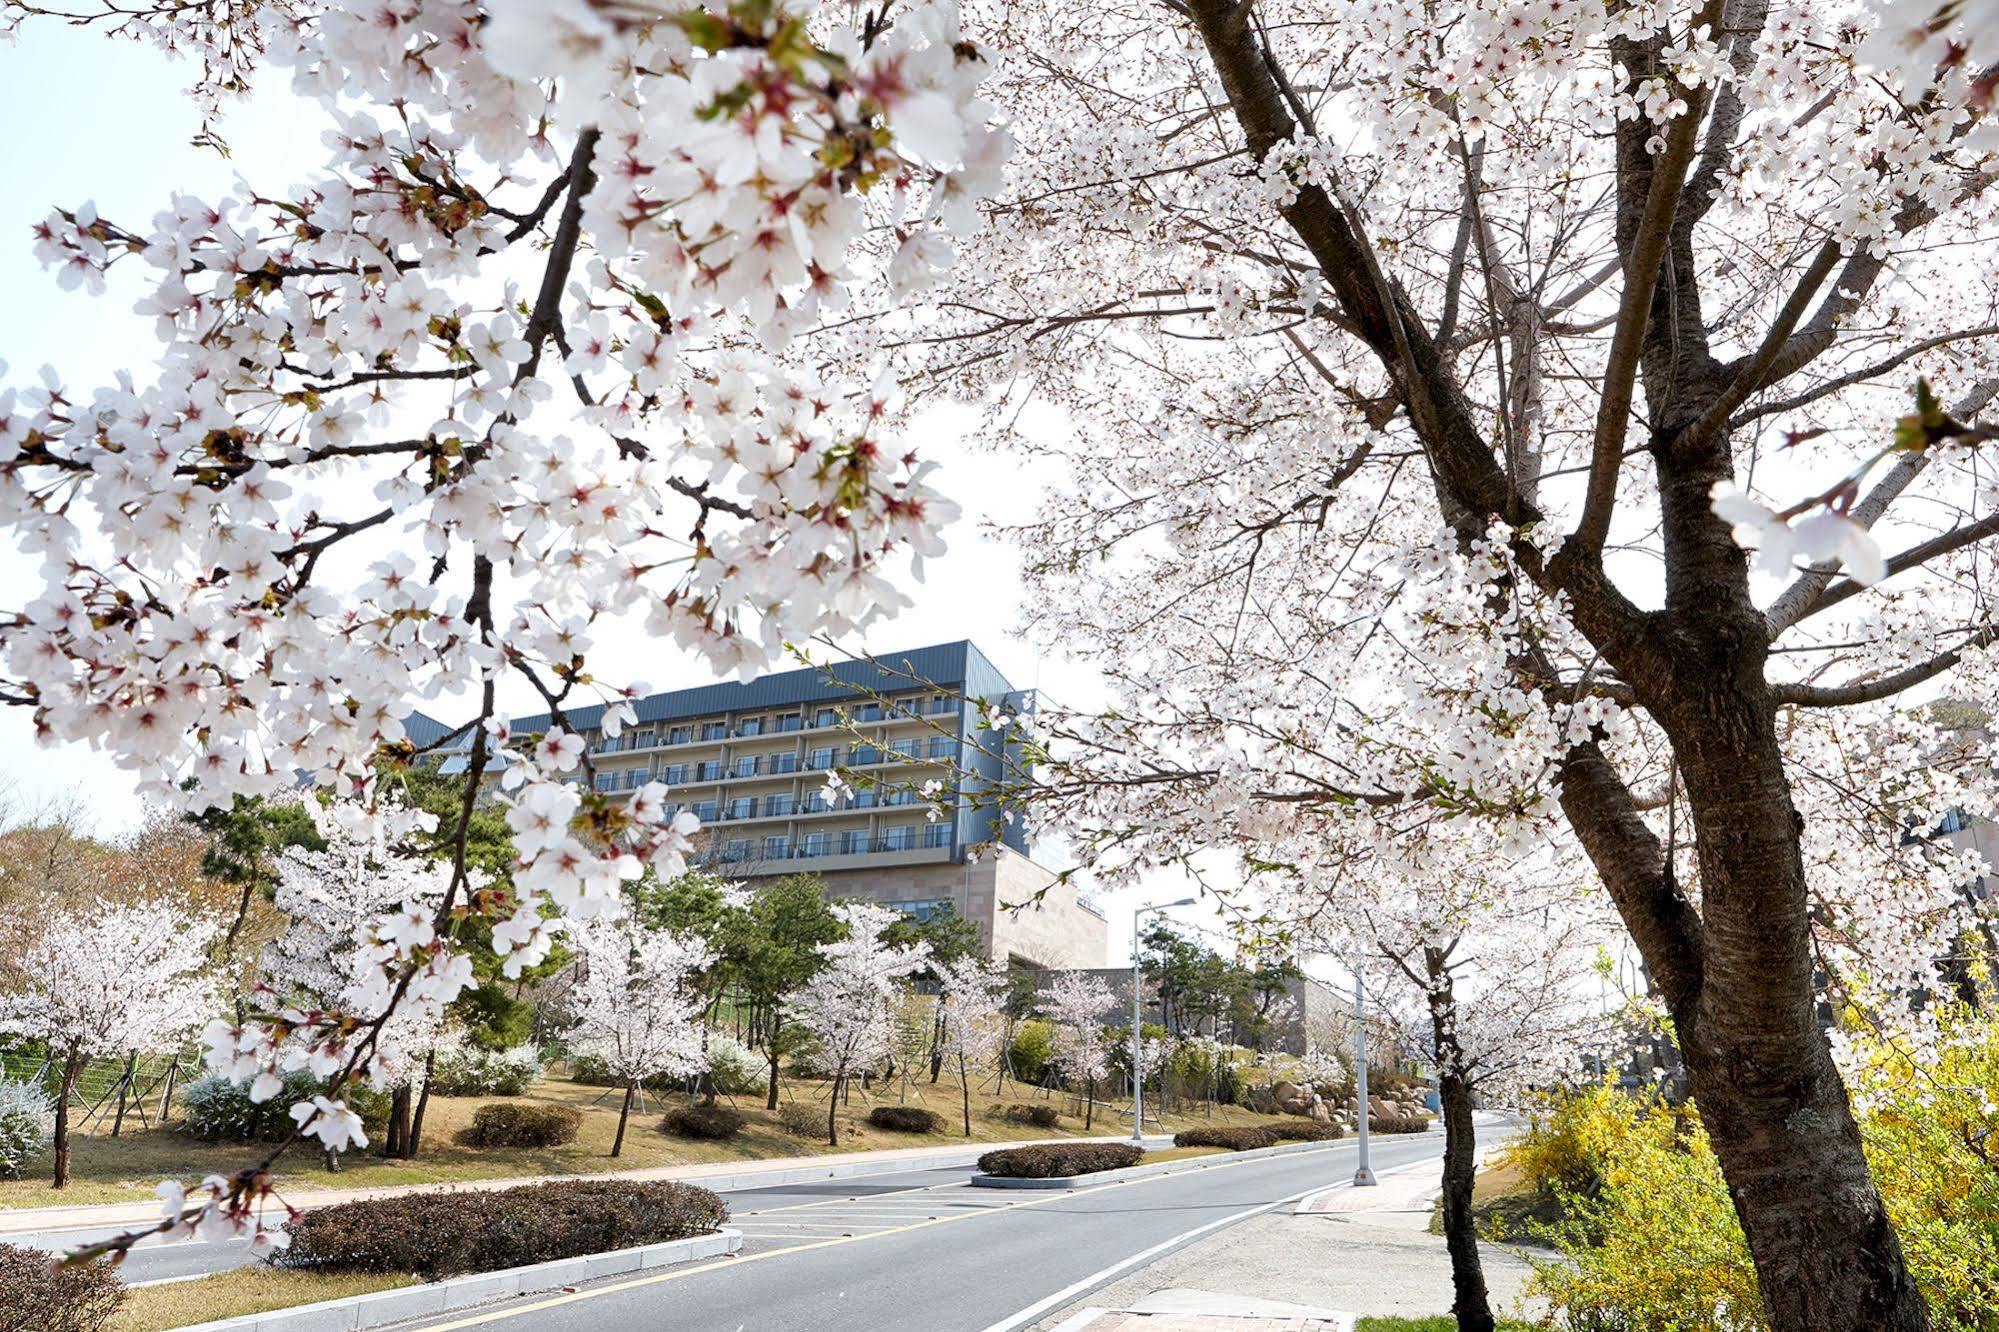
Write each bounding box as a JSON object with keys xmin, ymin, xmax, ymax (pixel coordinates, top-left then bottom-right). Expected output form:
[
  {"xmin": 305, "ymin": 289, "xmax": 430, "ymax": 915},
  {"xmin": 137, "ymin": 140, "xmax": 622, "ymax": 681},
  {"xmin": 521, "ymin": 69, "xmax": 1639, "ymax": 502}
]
[
  {"xmin": 1269, "ymin": 1080, "xmax": 1301, "ymax": 1105},
  {"xmin": 1307, "ymin": 1098, "xmax": 1333, "ymax": 1125}
]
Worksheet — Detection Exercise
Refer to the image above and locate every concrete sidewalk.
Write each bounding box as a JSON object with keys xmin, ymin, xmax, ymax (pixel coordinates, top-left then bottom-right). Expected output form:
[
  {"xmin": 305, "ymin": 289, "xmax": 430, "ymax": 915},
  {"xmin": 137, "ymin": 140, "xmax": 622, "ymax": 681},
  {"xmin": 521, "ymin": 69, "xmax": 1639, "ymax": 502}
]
[
  {"xmin": 0, "ymin": 1132, "xmax": 1154, "ymax": 1237},
  {"xmin": 1031, "ymin": 1129, "xmax": 1543, "ymax": 1331}
]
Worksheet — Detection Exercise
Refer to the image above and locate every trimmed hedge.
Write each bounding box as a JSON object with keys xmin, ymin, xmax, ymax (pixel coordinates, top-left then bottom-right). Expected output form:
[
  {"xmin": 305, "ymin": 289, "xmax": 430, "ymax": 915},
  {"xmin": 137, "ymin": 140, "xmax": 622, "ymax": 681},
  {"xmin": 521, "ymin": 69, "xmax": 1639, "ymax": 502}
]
[
  {"xmin": 977, "ymin": 1142, "xmax": 1144, "ymax": 1179},
  {"xmin": 867, "ymin": 1105, "xmax": 943, "ymax": 1134},
  {"xmin": 277, "ymin": 1179, "xmax": 727, "ymax": 1279},
  {"xmin": 1002, "ymin": 1103, "xmax": 1060, "ymax": 1128},
  {"xmin": 1370, "ymin": 1113, "xmax": 1431, "ymax": 1135},
  {"xmin": 1271, "ymin": 1121, "xmax": 1344, "ymax": 1142},
  {"xmin": 1173, "ymin": 1125, "xmax": 1280, "ymax": 1151},
  {"xmin": 662, "ymin": 1105, "xmax": 745, "ymax": 1141},
  {"xmin": 0, "ymin": 1241, "xmax": 125, "ymax": 1332},
  {"xmin": 462, "ymin": 1101, "xmax": 581, "ymax": 1149}
]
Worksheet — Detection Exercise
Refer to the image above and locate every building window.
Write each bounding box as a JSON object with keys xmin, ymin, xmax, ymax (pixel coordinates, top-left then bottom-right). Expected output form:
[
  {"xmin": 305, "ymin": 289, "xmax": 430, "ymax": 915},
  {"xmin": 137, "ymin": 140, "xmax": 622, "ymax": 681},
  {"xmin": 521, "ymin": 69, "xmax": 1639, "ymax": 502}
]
[
  {"xmin": 923, "ymin": 824, "xmax": 951, "ymax": 849},
  {"xmin": 701, "ymin": 722, "xmax": 726, "ymax": 740},
  {"xmin": 631, "ymin": 730, "xmax": 655, "ymax": 750},
  {"xmin": 765, "ymin": 794, "xmax": 795, "ymax": 817},
  {"xmin": 690, "ymin": 801, "xmax": 718, "ymax": 822},
  {"xmin": 593, "ymin": 772, "xmax": 618, "ymax": 792},
  {"xmin": 839, "ymin": 830, "xmax": 870, "ymax": 854},
  {"xmin": 890, "ymin": 897, "xmax": 950, "ymax": 922},
  {"xmin": 802, "ymin": 791, "xmax": 830, "ymax": 814},
  {"xmin": 728, "ymin": 798, "xmax": 754, "ymax": 820},
  {"xmin": 769, "ymin": 752, "xmax": 798, "ymax": 774},
  {"xmin": 800, "ymin": 832, "xmax": 832, "ymax": 857},
  {"xmin": 929, "ymin": 696, "xmax": 955, "ymax": 715},
  {"xmin": 883, "ymin": 785, "xmax": 915, "ymax": 807},
  {"xmin": 891, "ymin": 739, "xmax": 919, "ymax": 759},
  {"xmin": 668, "ymin": 726, "xmax": 692, "ymax": 744},
  {"xmin": 856, "ymin": 704, "xmax": 882, "ymax": 722},
  {"xmin": 663, "ymin": 763, "xmax": 689, "ymax": 784},
  {"xmin": 929, "ymin": 738, "xmax": 957, "ymax": 760},
  {"xmin": 624, "ymin": 768, "xmax": 648, "ymax": 790},
  {"xmin": 852, "ymin": 745, "xmax": 882, "ymax": 766},
  {"xmin": 725, "ymin": 839, "xmax": 751, "ymax": 862},
  {"xmin": 696, "ymin": 760, "xmax": 723, "ymax": 781},
  {"xmin": 732, "ymin": 756, "xmax": 759, "ymax": 778},
  {"xmin": 850, "ymin": 790, "xmax": 876, "ymax": 809},
  {"xmin": 813, "ymin": 708, "xmax": 838, "ymax": 728},
  {"xmin": 775, "ymin": 714, "xmax": 802, "ymax": 733},
  {"xmin": 807, "ymin": 747, "xmax": 836, "ymax": 770},
  {"xmin": 881, "ymin": 826, "xmax": 917, "ymax": 851},
  {"xmin": 738, "ymin": 718, "xmax": 762, "ymax": 737},
  {"xmin": 763, "ymin": 835, "xmax": 790, "ymax": 860}
]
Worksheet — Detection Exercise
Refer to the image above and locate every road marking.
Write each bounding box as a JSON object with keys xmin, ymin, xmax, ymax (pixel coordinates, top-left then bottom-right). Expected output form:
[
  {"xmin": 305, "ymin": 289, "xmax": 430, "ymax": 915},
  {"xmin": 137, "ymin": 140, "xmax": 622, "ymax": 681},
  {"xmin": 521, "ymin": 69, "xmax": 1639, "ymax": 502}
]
[
  {"xmin": 406, "ymin": 1141, "xmax": 1366, "ymax": 1331},
  {"xmin": 974, "ymin": 1157, "xmax": 1439, "ymax": 1332}
]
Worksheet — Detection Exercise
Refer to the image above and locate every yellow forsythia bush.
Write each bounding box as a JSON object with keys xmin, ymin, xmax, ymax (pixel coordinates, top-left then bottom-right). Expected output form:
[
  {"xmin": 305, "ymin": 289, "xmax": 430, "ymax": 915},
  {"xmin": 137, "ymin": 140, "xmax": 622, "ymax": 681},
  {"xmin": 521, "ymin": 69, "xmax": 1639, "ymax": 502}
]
[{"xmin": 1510, "ymin": 1008, "xmax": 1999, "ymax": 1331}]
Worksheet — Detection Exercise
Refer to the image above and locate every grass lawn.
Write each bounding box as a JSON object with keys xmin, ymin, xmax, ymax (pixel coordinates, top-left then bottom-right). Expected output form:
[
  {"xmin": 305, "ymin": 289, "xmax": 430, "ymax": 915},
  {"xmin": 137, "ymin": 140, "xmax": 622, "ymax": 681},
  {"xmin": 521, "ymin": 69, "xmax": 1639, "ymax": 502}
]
[
  {"xmin": 111, "ymin": 1269, "xmax": 414, "ymax": 1332},
  {"xmin": 1, "ymin": 1071, "xmax": 1278, "ymax": 1208},
  {"xmin": 1351, "ymin": 1312, "xmax": 1535, "ymax": 1320},
  {"xmin": 1426, "ymin": 1156, "xmax": 1566, "ymax": 1245}
]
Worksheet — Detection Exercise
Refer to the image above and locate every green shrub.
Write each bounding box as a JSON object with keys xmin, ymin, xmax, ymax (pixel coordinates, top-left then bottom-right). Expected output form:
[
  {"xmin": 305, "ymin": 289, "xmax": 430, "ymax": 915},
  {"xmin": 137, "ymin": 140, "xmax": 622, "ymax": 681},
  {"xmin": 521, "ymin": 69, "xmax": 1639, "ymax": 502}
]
[
  {"xmin": 1008, "ymin": 1020, "xmax": 1054, "ymax": 1085},
  {"xmin": 276, "ymin": 1179, "xmax": 726, "ymax": 1278},
  {"xmin": 429, "ymin": 1045, "xmax": 542, "ymax": 1097},
  {"xmin": 1271, "ymin": 1120, "xmax": 1343, "ymax": 1142},
  {"xmin": 461, "ymin": 1101, "xmax": 580, "ymax": 1148},
  {"xmin": 0, "ymin": 1080, "xmax": 53, "ymax": 1180},
  {"xmin": 179, "ymin": 1072, "xmax": 394, "ymax": 1145},
  {"xmin": 1002, "ymin": 1102, "xmax": 1060, "ymax": 1129},
  {"xmin": 868, "ymin": 1105, "xmax": 943, "ymax": 1134},
  {"xmin": 0, "ymin": 1241, "xmax": 124, "ymax": 1332},
  {"xmin": 978, "ymin": 1142, "xmax": 1143, "ymax": 1178},
  {"xmin": 569, "ymin": 1054, "xmax": 677, "ymax": 1092},
  {"xmin": 1174, "ymin": 1126, "xmax": 1279, "ymax": 1151},
  {"xmin": 1369, "ymin": 1113, "xmax": 1430, "ymax": 1135},
  {"xmin": 661, "ymin": 1105, "xmax": 745, "ymax": 1141},
  {"xmin": 776, "ymin": 1100, "xmax": 824, "ymax": 1138}
]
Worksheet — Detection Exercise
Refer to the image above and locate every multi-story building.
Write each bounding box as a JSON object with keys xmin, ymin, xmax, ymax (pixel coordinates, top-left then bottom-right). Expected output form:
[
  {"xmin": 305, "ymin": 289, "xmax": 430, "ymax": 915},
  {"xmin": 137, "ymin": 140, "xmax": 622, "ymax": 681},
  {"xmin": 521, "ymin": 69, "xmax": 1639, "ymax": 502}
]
[{"xmin": 409, "ymin": 641, "xmax": 1108, "ymax": 970}]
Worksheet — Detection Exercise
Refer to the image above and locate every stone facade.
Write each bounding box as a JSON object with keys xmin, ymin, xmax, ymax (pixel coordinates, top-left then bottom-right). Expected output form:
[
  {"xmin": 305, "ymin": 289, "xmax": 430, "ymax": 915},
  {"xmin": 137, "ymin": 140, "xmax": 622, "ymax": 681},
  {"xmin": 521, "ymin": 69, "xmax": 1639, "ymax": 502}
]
[{"xmin": 819, "ymin": 844, "xmax": 1109, "ymax": 971}]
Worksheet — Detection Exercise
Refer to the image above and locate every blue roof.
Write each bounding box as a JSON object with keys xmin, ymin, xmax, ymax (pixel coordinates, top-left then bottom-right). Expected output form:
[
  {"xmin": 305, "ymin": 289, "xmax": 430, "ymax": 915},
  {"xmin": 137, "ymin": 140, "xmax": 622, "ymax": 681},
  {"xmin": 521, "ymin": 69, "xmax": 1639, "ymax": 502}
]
[{"xmin": 407, "ymin": 640, "xmax": 1022, "ymax": 743}]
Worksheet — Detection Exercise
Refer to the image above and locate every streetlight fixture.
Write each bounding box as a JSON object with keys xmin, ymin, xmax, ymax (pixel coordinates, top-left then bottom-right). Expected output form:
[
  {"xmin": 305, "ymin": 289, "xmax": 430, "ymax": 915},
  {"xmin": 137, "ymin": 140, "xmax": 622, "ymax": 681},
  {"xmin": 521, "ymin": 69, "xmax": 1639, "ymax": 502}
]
[
  {"xmin": 1130, "ymin": 897, "xmax": 1197, "ymax": 1146},
  {"xmin": 1352, "ymin": 972, "xmax": 1375, "ymax": 1187}
]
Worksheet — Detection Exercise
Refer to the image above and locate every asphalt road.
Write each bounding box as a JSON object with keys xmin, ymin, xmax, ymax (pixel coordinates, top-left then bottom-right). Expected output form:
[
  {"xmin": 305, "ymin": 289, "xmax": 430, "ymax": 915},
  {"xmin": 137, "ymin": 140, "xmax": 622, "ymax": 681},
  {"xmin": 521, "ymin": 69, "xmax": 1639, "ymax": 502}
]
[
  {"xmin": 7, "ymin": 1161, "xmax": 987, "ymax": 1287},
  {"xmin": 393, "ymin": 1131, "xmax": 1447, "ymax": 1332}
]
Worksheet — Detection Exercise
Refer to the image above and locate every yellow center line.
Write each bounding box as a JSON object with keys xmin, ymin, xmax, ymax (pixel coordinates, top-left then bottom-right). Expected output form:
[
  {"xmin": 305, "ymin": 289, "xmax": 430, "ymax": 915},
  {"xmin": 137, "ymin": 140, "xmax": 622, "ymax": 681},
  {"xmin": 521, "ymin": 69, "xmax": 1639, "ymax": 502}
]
[{"xmin": 409, "ymin": 1148, "xmax": 1340, "ymax": 1332}]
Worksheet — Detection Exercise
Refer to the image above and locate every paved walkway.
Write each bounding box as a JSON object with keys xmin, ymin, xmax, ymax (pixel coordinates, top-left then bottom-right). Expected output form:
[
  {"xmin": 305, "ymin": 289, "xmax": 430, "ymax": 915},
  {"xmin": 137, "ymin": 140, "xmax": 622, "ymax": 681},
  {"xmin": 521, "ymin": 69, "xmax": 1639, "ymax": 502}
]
[
  {"xmin": 1033, "ymin": 1121, "xmax": 1544, "ymax": 1331},
  {"xmin": 0, "ymin": 1133, "xmax": 1139, "ymax": 1237}
]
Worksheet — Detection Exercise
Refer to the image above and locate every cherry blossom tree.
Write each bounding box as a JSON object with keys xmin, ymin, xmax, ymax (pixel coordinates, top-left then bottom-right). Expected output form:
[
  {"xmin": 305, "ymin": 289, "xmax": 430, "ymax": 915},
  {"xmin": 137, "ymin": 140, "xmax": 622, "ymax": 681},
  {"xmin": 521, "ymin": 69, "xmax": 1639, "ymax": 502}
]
[
  {"xmin": 1, "ymin": 0, "xmax": 1007, "ymax": 1260},
  {"xmin": 1287, "ymin": 841, "xmax": 1612, "ymax": 1332},
  {"xmin": 785, "ymin": 901, "xmax": 928, "ymax": 1145},
  {"xmin": 771, "ymin": 1, "xmax": 1999, "ymax": 1322},
  {"xmin": 565, "ymin": 913, "xmax": 708, "ymax": 1157},
  {"xmin": 935, "ymin": 952, "xmax": 1009, "ymax": 1135},
  {"xmin": 1041, "ymin": 972, "xmax": 1114, "ymax": 1130},
  {"xmin": 259, "ymin": 798, "xmax": 466, "ymax": 1161},
  {"xmin": 0, "ymin": 897, "xmax": 218, "ymax": 1187}
]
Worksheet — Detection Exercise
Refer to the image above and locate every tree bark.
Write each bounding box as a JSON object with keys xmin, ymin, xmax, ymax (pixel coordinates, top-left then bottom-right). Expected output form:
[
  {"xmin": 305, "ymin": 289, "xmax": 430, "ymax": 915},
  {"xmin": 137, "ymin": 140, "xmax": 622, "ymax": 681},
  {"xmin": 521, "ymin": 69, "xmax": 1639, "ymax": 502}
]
[
  {"xmin": 51, "ymin": 1046, "xmax": 82, "ymax": 1189},
  {"xmin": 959, "ymin": 1052, "xmax": 972, "ymax": 1136},
  {"xmin": 1417, "ymin": 945, "xmax": 1494, "ymax": 1332},
  {"xmin": 766, "ymin": 1047, "xmax": 782, "ymax": 1111},
  {"xmin": 611, "ymin": 1081, "xmax": 634, "ymax": 1158},
  {"xmin": 827, "ymin": 1074, "xmax": 841, "ymax": 1146},
  {"xmin": 408, "ymin": 1051, "xmax": 434, "ymax": 1158}
]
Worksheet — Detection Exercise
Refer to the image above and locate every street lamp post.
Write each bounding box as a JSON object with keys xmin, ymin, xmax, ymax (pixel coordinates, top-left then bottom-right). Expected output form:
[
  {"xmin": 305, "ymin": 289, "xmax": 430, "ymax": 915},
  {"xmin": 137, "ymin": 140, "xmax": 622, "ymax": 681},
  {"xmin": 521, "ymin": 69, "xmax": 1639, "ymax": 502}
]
[
  {"xmin": 1353, "ymin": 972, "xmax": 1375, "ymax": 1187},
  {"xmin": 1130, "ymin": 898, "xmax": 1196, "ymax": 1146}
]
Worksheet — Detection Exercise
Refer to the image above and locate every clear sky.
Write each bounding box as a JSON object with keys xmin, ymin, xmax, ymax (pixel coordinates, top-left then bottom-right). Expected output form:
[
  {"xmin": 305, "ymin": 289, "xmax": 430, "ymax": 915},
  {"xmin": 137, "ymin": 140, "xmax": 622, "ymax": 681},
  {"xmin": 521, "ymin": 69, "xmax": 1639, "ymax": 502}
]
[{"xmin": 0, "ymin": 20, "xmax": 1247, "ymax": 968}]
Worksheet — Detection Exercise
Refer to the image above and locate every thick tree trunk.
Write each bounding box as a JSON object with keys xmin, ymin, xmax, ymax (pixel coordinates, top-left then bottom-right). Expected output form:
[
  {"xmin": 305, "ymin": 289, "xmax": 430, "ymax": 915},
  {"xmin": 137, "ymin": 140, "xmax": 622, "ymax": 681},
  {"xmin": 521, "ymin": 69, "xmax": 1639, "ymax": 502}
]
[
  {"xmin": 827, "ymin": 1074, "xmax": 841, "ymax": 1146},
  {"xmin": 384, "ymin": 1084, "xmax": 410, "ymax": 1158},
  {"xmin": 51, "ymin": 1047, "xmax": 81, "ymax": 1189},
  {"xmin": 408, "ymin": 1052, "xmax": 434, "ymax": 1158},
  {"xmin": 611, "ymin": 1081, "xmax": 634, "ymax": 1158},
  {"xmin": 1671, "ymin": 719, "xmax": 1928, "ymax": 1330}
]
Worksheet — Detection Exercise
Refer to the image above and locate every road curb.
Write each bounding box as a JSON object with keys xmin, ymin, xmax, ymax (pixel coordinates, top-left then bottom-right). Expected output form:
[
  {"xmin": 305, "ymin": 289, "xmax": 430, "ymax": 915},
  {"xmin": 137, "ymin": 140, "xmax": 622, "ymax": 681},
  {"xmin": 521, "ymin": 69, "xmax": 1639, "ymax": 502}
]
[
  {"xmin": 970, "ymin": 1137, "xmax": 1347, "ymax": 1190},
  {"xmin": 170, "ymin": 1227, "xmax": 744, "ymax": 1332}
]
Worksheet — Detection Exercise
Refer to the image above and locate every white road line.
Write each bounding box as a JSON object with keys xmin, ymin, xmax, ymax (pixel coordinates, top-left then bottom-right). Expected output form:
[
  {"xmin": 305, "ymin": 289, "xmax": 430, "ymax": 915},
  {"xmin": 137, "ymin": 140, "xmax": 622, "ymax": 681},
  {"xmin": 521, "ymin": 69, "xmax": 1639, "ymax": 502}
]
[{"xmin": 976, "ymin": 1157, "xmax": 1437, "ymax": 1332}]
